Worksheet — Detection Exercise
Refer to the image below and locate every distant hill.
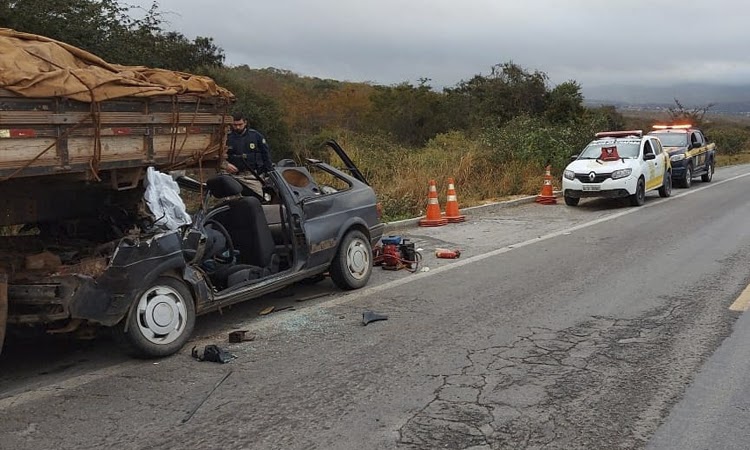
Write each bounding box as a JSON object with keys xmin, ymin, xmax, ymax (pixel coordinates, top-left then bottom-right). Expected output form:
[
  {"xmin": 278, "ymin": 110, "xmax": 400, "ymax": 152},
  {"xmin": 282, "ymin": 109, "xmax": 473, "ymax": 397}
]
[{"xmin": 583, "ymin": 83, "xmax": 750, "ymax": 116}]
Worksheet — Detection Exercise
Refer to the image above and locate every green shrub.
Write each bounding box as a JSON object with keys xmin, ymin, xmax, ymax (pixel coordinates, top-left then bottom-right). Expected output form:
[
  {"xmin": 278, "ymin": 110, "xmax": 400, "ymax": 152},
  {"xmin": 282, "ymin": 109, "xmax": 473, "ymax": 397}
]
[{"xmin": 705, "ymin": 127, "xmax": 750, "ymax": 155}]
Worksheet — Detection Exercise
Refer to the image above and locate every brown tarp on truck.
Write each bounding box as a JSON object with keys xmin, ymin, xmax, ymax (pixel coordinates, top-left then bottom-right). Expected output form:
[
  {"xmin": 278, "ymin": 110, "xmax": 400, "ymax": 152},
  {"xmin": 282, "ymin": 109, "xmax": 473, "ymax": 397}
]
[{"xmin": 0, "ymin": 28, "xmax": 235, "ymax": 102}]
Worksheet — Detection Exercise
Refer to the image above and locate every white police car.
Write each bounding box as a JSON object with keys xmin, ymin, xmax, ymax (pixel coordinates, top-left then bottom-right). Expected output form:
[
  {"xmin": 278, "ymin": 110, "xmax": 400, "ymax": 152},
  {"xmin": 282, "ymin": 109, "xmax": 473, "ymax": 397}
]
[{"xmin": 562, "ymin": 130, "xmax": 672, "ymax": 206}]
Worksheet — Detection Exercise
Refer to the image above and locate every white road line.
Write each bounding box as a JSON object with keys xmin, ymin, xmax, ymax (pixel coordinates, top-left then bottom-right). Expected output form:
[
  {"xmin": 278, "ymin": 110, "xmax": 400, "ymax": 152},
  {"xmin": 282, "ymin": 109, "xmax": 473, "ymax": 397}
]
[
  {"xmin": 730, "ymin": 283, "xmax": 750, "ymax": 312},
  {"xmin": 3, "ymin": 169, "xmax": 750, "ymax": 411}
]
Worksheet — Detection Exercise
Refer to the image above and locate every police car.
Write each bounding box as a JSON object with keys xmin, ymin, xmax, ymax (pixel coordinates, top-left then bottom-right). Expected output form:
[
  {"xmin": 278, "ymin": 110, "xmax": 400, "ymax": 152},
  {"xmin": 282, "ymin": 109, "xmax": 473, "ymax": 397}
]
[
  {"xmin": 562, "ymin": 130, "xmax": 672, "ymax": 206},
  {"xmin": 647, "ymin": 124, "xmax": 716, "ymax": 188}
]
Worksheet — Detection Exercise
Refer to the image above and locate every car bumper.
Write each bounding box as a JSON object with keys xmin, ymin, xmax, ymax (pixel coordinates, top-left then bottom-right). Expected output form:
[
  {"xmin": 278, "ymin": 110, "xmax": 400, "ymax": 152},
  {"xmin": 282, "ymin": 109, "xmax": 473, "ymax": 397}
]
[
  {"xmin": 562, "ymin": 176, "xmax": 637, "ymax": 199},
  {"xmin": 669, "ymin": 159, "xmax": 688, "ymax": 179}
]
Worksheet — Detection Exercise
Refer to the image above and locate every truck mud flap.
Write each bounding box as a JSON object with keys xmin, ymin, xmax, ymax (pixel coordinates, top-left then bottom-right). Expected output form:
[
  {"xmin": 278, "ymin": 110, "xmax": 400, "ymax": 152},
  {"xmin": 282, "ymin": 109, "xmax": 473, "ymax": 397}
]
[{"xmin": 0, "ymin": 272, "xmax": 7, "ymax": 356}]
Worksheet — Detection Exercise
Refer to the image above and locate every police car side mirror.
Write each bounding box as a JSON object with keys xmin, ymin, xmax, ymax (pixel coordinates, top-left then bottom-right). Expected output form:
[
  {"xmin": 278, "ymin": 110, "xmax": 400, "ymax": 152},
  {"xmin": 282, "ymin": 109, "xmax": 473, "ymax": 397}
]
[{"xmin": 644, "ymin": 153, "xmax": 656, "ymax": 161}]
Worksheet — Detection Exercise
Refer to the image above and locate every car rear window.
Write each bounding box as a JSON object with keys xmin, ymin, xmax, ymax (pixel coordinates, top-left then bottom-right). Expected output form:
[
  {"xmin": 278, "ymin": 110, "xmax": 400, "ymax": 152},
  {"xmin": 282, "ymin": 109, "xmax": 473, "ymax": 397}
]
[{"xmin": 651, "ymin": 132, "xmax": 688, "ymax": 147}]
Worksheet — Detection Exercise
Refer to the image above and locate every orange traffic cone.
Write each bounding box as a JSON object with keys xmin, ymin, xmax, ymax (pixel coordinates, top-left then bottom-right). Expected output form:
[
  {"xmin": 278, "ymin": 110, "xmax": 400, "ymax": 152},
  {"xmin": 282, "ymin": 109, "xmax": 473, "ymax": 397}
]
[
  {"xmin": 443, "ymin": 177, "xmax": 466, "ymax": 223},
  {"xmin": 535, "ymin": 165, "xmax": 557, "ymax": 205},
  {"xmin": 418, "ymin": 180, "xmax": 448, "ymax": 227}
]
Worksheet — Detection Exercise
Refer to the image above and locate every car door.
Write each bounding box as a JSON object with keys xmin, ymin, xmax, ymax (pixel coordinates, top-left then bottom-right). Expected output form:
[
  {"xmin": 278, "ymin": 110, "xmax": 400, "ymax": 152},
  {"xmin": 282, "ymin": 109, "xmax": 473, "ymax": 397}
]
[
  {"xmin": 643, "ymin": 139, "xmax": 664, "ymax": 190},
  {"xmin": 691, "ymin": 130, "xmax": 707, "ymax": 169}
]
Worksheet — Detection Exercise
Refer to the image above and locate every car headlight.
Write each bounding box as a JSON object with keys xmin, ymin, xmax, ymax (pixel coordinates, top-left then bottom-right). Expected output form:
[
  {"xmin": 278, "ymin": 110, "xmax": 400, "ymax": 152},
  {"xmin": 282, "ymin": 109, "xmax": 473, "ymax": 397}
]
[
  {"xmin": 563, "ymin": 169, "xmax": 575, "ymax": 180},
  {"xmin": 670, "ymin": 154, "xmax": 686, "ymax": 162},
  {"xmin": 611, "ymin": 168, "xmax": 632, "ymax": 180}
]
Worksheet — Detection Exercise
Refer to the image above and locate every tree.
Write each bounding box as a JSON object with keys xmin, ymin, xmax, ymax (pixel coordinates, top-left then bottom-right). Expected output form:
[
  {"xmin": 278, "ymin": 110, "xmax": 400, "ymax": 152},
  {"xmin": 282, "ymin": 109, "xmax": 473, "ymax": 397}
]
[
  {"xmin": 446, "ymin": 61, "xmax": 549, "ymax": 128},
  {"xmin": 0, "ymin": 0, "xmax": 225, "ymax": 71},
  {"xmin": 667, "ymin": 98, "xmax": 714, "ymax": 126},
  {"xmin": 545, "ymin": 81, "xmax": 585, "ymax": 124},
  {"xmin": 367, "ymin": 79, "xmax": 451, "ymax": 146}
]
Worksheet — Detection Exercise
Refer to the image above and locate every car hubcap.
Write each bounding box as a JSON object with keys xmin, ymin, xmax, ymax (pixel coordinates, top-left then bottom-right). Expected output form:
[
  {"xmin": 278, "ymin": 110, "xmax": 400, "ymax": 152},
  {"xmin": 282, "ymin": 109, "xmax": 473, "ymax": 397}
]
[
  {"xmin": 346, "ymin": 238, "xmax": 370, "ymax": 280},
  {"xmin": 136, "ymin": 285, "xmax": 187, "ymax": 345}
]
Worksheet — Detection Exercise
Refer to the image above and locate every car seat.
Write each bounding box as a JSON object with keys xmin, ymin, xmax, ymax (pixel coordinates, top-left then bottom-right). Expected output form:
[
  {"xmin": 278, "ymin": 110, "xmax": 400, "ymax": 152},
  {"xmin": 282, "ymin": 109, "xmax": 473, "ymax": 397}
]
[{"xmin": 204, "ymin": 175, "xmax": 279, "ymax": 288}]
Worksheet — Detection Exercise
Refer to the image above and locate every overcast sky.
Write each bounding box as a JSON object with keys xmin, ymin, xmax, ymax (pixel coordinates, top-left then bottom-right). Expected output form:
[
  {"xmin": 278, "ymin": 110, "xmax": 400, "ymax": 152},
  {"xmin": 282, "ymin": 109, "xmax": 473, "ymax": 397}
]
[{"xmin": 127, "ymin": 0, "xmax": 750, "ymax": 94}]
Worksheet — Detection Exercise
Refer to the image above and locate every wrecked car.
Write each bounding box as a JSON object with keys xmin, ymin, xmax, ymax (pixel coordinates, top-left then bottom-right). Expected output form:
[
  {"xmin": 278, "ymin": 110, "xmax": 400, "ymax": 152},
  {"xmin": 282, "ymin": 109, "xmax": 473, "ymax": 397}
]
[{"xmin": 1, "ymin": 140, "xmax": 383, "ymax": 358}]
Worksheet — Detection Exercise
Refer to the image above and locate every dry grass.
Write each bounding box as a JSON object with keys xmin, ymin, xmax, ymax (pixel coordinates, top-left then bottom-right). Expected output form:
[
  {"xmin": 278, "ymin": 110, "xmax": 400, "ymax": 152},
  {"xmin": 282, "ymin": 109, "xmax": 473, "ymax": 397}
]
[
  {"xmin": 321, "ymin": 131, "xmax": 550, "ymax": 221},
  {"xmin": 717, "ymin": 152, "xmax": 750, "ymax": 167}
]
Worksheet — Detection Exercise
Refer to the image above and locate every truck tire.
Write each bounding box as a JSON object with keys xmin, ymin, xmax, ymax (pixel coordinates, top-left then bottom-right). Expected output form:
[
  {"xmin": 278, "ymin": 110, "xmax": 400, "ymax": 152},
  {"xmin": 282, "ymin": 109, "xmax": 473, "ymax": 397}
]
[
  {"xmin": 115, "ymin": 276, "xmax": 196, "ymax": 358},
  {"xmin": 701, "ymin": 160, "xmax": 714, "ymax": 182},
  {"xmin": 630, "ymin": 177, "xmax": 646, "ymax": 206},
  {"xmin": 330, "ymin": 230, "xmax": 372, "ymax": 290}
]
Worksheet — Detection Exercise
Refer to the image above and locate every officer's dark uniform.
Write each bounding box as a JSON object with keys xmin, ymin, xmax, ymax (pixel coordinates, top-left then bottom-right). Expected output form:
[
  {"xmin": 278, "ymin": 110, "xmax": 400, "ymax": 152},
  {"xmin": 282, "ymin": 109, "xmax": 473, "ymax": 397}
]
[{"xmin": 226, "ymin": 127, "xmax": 273, "ymax": 174}]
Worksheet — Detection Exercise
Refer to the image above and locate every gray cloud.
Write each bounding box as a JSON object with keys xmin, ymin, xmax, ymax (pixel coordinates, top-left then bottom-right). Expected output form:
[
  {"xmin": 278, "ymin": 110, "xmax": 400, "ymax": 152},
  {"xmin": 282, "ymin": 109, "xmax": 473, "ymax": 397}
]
[{"xmin": 130, "ymin": 0, "xmax": 750, "ymax": 91}]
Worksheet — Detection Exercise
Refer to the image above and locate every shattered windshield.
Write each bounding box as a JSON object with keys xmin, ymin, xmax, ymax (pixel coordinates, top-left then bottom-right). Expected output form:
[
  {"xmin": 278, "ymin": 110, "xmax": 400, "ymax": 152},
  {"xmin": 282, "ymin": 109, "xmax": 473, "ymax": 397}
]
[
  {"xmin": 650, "ymin": 132, "xmax": 688, "ymax": 147},
  {"xmin": 577, "ymin": 139, "xmax": 641, "ymax": 159}
]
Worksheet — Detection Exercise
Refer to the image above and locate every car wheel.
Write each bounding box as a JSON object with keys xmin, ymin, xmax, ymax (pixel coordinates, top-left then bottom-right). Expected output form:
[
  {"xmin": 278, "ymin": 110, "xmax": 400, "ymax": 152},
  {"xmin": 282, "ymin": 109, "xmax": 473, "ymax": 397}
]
[
  {"xmin": 701, "ymin": 160, "xmax": 714, "ymax": 182},
  {"xmin": 630, "ymin": 177, "xmax": 646, "ymax": 206},
  {"xmin": 681, "ymin": 164, "xmax": 693, "ymax": 188},
  {"xmin": 115, "ymin": 276, "xmax": 195, "ymax": 358},
  {"xmin": 658, "ymin": 171, "xmax": 672, "ymax": 198},
  {"xmin": 330, "ymin": 230, "xmax": 372, "ymax": 290},
  {"xmin": 564, "ymin": 196, "xmax": 580, "ymax": 206}
]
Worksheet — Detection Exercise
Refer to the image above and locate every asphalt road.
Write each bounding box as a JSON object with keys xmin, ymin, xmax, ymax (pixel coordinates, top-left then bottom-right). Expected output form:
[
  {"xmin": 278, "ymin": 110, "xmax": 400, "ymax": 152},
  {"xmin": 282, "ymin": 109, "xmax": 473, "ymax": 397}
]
[{"xmin": 2, "ymin": 164, "xmax": 750, "ymax": 449}]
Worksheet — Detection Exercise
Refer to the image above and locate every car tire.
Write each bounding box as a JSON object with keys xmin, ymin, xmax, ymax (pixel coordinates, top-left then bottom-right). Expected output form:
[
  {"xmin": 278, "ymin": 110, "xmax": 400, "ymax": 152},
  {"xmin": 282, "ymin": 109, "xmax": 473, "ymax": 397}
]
[
  {"xmin": 658, "ymin": 171, "xmax": 672, "ymax": 198},
  {"xmin": 680, "ymin": 164, "xmax": 693, "ymax": 188},
  {"xmin": 114, "ymin": 276, "xmax": 196, "ymax": 358},
  {"xmin": 630, "ymin": 177, "xmax": 646, "ymax": 206},
  {"xmin": 701, "ymin": 160, "xmax": 714, "ymax": 182},
  {"xmin": 330, "ymin": 230, "xmax": 372, "ymax": 290},
  {"xmin": 564, "ymin": 196, "xmax": 580, "ymax": 206}
]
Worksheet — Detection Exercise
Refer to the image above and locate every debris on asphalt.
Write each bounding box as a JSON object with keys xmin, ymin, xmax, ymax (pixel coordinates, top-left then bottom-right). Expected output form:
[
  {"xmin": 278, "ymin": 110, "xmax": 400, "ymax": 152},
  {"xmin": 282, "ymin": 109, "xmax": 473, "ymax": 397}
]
[
  {"xmin": 228, "ymin": 330, "xmax": 256, "ymax": 343},
  {"xmin": 181, "ymin": 370, "xmax": 233, "ymax": 424},
  {"xmin": 362, "ymin": 311, "xmax": 388, "ymax": 326},
  {"xmin": 435, "ymin": 248, "xmax": 461, "ymax": 259},
  {"xmin": 191, "ymin": 345, "xmax": 236, "ymax": 364},
  {"xmin": 421, "ymin": 267, "xmax": 430, "ymax": 272},
  {"xmin": 259, "ymin": 306, "xmax": 275, "ymax": 316}
]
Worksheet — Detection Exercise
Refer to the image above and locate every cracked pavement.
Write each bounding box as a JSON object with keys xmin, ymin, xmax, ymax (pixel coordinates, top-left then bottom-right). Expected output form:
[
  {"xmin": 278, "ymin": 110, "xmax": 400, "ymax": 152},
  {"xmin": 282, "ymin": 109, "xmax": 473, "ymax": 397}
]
[{"xmin": 2, "ymin": 165, "xmax": 750, "ymax": 450}]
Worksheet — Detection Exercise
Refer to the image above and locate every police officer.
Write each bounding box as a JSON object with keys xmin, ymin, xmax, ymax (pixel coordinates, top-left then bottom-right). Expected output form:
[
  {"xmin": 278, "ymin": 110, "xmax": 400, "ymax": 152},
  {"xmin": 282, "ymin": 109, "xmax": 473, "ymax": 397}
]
[{"xmin": 223, "ymin": 112, "xmax": 273, "ymax": 198}]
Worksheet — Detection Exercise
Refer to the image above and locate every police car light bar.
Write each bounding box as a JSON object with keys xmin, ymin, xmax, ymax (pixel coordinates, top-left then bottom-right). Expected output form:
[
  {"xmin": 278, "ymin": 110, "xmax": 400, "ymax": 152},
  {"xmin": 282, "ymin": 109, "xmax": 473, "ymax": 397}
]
[
  {"xmin": 595, "ymin": 130, "xmax": 643, "ymax": 138},
  {"xmin": 652, "ymin": 124, "xmax": 692, "ymax": 130}
]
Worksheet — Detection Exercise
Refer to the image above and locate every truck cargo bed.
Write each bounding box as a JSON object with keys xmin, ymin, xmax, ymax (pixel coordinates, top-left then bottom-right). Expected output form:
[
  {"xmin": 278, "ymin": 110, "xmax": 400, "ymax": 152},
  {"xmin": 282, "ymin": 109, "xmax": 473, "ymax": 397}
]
[{"xmin": 0, "ymin": 88, "xmax": 229, "ymax": 183}]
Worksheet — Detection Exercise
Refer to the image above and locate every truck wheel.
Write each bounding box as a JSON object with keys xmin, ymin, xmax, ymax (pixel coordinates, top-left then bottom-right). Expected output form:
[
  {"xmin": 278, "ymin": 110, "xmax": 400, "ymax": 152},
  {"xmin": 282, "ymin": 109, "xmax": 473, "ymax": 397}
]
[
  {"xmin": 330, "ymin": 230, "xmax": 372, "ymax": 290},
  {"xmin": 630, "ymin": 177, "xmax": 646, "ymax": 206},
  {"xmin": 658, "ymin": 171, "xmax": 672, "ymax": 198},
  {"xmin": 701, "ymin": 160, "xmax": 714, "ymax": 182},
  {"xmin": 564, "ymin": 196, "xmax": 579, "ymax": 206},
  {"xmin": 115, "ymin": 276, "xmax": 195, "ymax": 358},
  {"xmin": 681, "ymin": 164, "xmax": 693, "ymax": 188}
]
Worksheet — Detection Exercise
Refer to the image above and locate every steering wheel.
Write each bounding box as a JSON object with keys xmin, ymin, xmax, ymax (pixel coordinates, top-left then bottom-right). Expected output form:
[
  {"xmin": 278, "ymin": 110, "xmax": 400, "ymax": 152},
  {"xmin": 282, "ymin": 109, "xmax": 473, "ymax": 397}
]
[{"xmin": 203, "ymin": 218, "xmax": 235, "ymax": 264}]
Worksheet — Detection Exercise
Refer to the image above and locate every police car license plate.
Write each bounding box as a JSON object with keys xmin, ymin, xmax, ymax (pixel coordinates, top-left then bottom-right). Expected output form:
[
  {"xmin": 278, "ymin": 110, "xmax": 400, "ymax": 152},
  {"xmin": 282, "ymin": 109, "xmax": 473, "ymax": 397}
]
[{"xmin": 582, "ymin": 185, "xmax": 600, "ymax": 191}]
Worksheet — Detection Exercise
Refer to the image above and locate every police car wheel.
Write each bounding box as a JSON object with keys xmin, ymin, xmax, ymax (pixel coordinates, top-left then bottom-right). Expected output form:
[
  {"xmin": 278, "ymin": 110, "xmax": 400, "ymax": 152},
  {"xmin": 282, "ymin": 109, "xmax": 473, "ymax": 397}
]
[
  {"xmin": 681, "ymin": 164, "xmax": 693, "ymax": 188},
  {"xmin": 630, "ymin": 177, "xmax": 646, "ymax": 206},
  {"xmin": 701, "ymin": 161, "xmax": 714, "ymax": 182},
  {"xmin": 658, "ymin": 172, "xmax": 672, "ymax": 198},
  {"xmin": 564, "ymin": 196, "xmax": 579, "ymax": 206}
]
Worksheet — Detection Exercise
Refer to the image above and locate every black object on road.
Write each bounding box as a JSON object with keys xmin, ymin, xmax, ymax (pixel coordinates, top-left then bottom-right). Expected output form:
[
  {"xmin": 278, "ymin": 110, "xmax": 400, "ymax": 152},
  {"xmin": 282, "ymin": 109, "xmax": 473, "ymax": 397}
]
[
  {"xmin": 181, "ymin": 370, "xmax": 233, "ymax": 424},
  {"xmin": 191, "ymin": 345, "xmax": 236, "ymax": 363},
  {"xmin": 362, "ymin": 311, "xmax": 388, "ymax": 326}
]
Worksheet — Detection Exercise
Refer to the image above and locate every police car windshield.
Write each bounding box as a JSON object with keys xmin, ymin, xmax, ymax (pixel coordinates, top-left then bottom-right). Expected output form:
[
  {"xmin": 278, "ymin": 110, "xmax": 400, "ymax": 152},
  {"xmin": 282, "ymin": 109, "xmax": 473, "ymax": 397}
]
[
  {"xmin": 651, "ymin": 132, "xmax": 688, "ymax": 147},
  {"xmin": 578, "ymin": 140, "xmax": 640, "ymax": 159}
]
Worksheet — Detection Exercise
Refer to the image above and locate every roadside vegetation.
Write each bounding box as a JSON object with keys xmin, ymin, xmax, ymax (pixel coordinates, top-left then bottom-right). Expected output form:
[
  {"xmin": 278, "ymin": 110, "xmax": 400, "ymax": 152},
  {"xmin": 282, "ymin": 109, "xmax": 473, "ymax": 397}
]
[{"xmin": 4, "ymin": 0, "xmax": 750, "ymax": 221}]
